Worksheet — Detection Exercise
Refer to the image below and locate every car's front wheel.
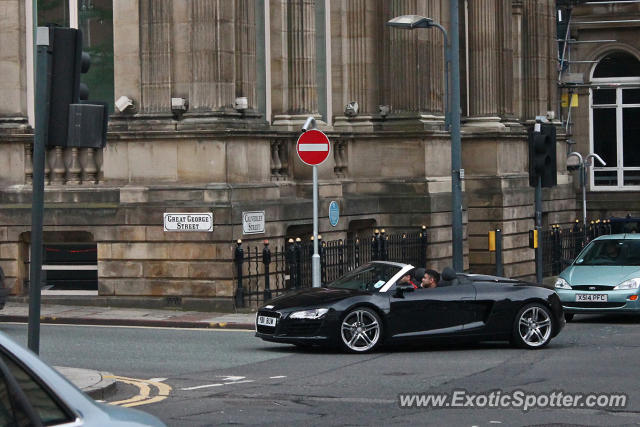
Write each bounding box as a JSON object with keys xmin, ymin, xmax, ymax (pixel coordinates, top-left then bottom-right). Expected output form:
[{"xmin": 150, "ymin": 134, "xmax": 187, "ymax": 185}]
[
  {"xmin": 512, "ymin": 303, "xmax": 553, "ymax": 349},
  {"xmin": 339, "ymin": 307, "xmax": 382, "ymax": 353}
]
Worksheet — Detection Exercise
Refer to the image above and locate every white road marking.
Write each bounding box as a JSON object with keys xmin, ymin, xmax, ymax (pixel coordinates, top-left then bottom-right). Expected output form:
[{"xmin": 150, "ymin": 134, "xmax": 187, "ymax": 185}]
[
  {"xmin": 182, "ymin": 379, "xmax": 255, "ymax": 391},
  {"xmin": 270, "ymin": 376, "xmax": 287, "ymax": 379},
  {"xmin": 149, "ymin": 377, "xmax": 167, "ymax": 382},
  {"xmin": 181, "ymin": 383, "xmax": 224, "ymax": 391},
  {"xmin": 489, "ymin": 422, "xmax": 502, "ymax": 424},
  {"xmin": 222, "ymin": 376, "xmax": 246, "ymax": 382}
]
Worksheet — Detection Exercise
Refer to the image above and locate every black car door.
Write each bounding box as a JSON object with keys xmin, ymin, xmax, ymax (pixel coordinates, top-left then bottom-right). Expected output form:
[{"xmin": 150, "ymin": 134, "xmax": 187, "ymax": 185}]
[{"xmin": 387, "ymin": 283, "xmax": 477, "ymax": 338}]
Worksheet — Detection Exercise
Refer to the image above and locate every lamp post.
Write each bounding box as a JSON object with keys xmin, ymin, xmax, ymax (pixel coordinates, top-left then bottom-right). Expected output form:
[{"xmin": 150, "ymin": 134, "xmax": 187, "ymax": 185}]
[
  {"xmin": 387, "ymin": 6, "xmax": 464, "ymax": 272},
  {"xmin": 567, "ymin": 152, "xmax": 606, "ymax": 226}
]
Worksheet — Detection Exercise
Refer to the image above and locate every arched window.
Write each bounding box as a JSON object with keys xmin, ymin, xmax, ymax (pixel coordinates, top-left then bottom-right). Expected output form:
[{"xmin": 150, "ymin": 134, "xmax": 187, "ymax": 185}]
[{"xmin": 590, "ymin": 51, "xmax": 640, "ymax": 189}]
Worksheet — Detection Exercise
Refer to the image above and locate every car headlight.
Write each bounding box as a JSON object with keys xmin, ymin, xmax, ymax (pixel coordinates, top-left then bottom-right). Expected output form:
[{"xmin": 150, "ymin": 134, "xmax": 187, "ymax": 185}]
[
  {"xmin": 614, "ymin": 278, "xmax": 640, "ymax": 290},
  {"xmin": 289, "ymin": 308, "xmax": 329, "ymax": 320},
  {"xmin": 554, "ymin": 277, "xmax": 571, "ymax": 289}
]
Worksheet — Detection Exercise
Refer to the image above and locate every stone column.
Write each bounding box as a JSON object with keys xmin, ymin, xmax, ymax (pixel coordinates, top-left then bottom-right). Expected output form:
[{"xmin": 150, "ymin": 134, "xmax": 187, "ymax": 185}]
[
  {"xmin": 498, "ymin": 0, "xmax": 516, "ymax": 123},
  {"xmin": 0, "ymin": 0, "xmax": 27, "ymax": 120},
  {"xmin": 382, "ymin": 0, "xmax": 445, "ymax": 128},
  {"xmin": 271, "ymin": 0, "xmax": 320, "ymax": 129},
  {"xmin": 465, "ymin": 0, "xmax": 503, "ymax": 129},
  {"xmin": 113, "ymin": 0, "xmax": 142, "ymax": 116},
  {"xmin": 522, "ymin": 0, "xmax": 556, "ymax": 121},
  {"xmin": 189, "ymin": 0, "xmax": 235, "ymax": 111},
  {"xmin": 332, "ymin": 0, "xmax": 382, "ymax": 131},
  {"xmin": 140, "ymin": 0, "xmax": 172, "ymax": 113},
  {"xmin": 344, "ymin": 0, "xmax": 378, "ymax": 114},
  {"xmin": 287, "ymin": 0, "xmax": 317, "ymax": 114},
  {"xmin": 512, "ymin": 0, "xmax": 524, "ymax": 120},
  {"xmin": 235, "ymin": 0, "xmax": 257, "ymax": 109}
]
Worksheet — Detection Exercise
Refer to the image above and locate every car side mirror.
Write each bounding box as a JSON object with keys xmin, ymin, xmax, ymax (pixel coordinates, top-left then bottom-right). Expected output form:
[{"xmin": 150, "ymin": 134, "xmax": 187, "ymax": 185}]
[{"xmin": 394, "ymin": 284, "xmax": 415, "ymax": 298}]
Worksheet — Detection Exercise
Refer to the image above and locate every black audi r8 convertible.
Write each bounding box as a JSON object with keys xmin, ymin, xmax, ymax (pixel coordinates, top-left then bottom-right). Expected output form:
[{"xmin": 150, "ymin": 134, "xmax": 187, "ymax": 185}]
[{"xmin": 255, "ymin": 261, "xmax": 565, "ymax": 352}]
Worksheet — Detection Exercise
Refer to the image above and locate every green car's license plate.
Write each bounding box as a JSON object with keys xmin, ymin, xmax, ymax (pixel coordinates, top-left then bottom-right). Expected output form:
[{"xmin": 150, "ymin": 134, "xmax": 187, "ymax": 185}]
[{"xmin": 575, "ymin": 294, "xmax": 608, "ymax": 302}]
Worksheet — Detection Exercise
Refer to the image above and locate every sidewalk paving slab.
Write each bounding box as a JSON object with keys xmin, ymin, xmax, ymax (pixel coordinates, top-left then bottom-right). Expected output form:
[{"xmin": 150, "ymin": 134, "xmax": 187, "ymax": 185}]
[{"xmin": 0, "ymin": 302, "xmax": 257, "ymax": 330}]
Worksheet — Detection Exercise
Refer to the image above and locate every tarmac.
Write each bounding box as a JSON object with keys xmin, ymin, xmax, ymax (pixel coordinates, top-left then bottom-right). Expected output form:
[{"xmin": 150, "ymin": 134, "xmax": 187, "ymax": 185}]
[{"xmin": 0, "ymin": 301, "xmax": 257, "ymax": 399}]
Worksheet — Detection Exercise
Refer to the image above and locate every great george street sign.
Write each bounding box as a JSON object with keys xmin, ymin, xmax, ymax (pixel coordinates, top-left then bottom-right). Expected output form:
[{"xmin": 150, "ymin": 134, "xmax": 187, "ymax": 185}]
[{"xmin": 164, "ymin": 212, "xmax": 214, "ymax": 232}]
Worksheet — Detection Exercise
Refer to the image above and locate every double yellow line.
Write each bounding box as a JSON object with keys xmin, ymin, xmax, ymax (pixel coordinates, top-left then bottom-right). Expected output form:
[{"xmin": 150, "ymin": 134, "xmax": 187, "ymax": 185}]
[{"xmin": 105, "ymin": 375, "xmax": 172, "ymax": 407}]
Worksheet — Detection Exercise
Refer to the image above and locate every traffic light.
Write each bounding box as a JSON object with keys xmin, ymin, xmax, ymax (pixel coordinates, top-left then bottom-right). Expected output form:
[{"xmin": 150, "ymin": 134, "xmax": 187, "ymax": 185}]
[
  {"xmin": 528, "ymin": 123, "xmax": 557, "ymax": 188},
  {"xmin": 47, "ymin": 27, "xmax": 107, "ymax": 148}
]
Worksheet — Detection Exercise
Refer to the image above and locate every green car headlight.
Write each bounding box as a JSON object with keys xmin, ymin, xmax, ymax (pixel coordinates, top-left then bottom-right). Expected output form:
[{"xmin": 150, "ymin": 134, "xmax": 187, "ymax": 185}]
[
  {"xmin": 614, "ymin": 278, "xmax": 640, "ymax": 290},
  {"xmin": 289, "ymin": 308, "xmax": 329, "ymax": 320},
  {"xmin": 554, "ymin": 277, "xmax": 571, "ymax": 289}
]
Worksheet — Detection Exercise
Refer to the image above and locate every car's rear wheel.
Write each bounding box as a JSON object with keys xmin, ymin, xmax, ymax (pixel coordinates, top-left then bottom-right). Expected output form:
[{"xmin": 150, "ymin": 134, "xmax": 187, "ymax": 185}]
[
  {"xmin": 564, "ymin": 313, "xmax": 574, "ymax": 322},
  {"xmin": 512, "ymin": 303, "xmax": 553, "ymax": 349},
  {"xmin": 339, "ymin": 307, "xmax": 382, "ymax": 353}
]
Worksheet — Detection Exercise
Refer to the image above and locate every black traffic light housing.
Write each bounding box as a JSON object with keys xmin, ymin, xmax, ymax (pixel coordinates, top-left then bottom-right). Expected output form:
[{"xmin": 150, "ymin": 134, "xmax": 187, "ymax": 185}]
[
  {"xmin": 47, "ymin": 27, "xmax": 108, "ymax": 148},
  {"xmin": 528, "ymin": 123, "xmax": 557, "ymax": 188}
]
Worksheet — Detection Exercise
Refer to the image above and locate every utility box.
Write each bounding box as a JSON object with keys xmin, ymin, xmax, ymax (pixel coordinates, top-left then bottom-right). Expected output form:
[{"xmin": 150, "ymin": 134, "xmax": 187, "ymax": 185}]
[{"xmin": 67, "ymin": 103, "xmax": 107, "ymax": 148}]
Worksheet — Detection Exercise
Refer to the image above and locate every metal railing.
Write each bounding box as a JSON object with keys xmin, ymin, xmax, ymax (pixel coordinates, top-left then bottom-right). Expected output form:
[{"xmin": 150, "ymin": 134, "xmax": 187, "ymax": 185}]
[
  {"xmin": 234, "ymin": 228, "xmax": 429, "ymax": 308},
  {"xmin": 541, "ymin": 220, "xmax": 613, "ymax": 277}
]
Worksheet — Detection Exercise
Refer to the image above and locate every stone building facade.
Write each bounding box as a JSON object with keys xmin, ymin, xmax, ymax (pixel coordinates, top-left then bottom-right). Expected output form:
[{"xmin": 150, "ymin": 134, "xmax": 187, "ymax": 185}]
[
  {"xmin": 0, "ymin": 0, "xmax": 580, "ymax": 308},
  {"xmin": 557, "ymin": 1, "xmax": 640, "ymax": 219}
]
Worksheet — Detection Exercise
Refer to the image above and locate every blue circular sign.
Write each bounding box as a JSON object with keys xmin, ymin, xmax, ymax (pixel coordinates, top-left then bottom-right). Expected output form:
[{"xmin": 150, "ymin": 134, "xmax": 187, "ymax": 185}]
[{"xmin": 329, "ymin": 201, "xmax": 339, "ymax": 227}]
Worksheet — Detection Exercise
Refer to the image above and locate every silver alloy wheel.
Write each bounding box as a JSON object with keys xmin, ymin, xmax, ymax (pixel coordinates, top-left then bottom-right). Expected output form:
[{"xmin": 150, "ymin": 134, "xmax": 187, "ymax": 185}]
[
  {"xmin": 518, "ymin": 306, "xmax": 552, "ymax": 347},
  {"xmin": 341, "ymin": 309, "xmax": 380, "ymax": 352}
]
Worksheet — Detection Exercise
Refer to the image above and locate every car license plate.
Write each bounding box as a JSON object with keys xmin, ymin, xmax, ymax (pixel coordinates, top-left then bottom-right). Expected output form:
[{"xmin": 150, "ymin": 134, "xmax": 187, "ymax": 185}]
[
  {"xmin": 575, "ymin": 294, "xmax": 608, "ymax": 302},
  {"xmin": 257, "ymin": 316, "xmax": 277, "ymax": 327}
]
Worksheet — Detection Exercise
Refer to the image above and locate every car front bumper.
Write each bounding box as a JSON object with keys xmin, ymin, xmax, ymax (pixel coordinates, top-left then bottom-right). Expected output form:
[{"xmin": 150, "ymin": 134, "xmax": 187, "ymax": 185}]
[
  {"xmin": 556, "ymin": 288, "xmax": 640, "ymax": 314},
  {"xmin": 255, "ymin": 309, "xmax": 337, "ymax": 346}
]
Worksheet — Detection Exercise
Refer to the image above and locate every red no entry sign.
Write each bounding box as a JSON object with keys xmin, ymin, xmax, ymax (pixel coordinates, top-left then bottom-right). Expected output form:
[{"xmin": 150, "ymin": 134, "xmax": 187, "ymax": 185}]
[{"xmin": 296, "ymin": 130, "xmax": 331, "ymax": 166}]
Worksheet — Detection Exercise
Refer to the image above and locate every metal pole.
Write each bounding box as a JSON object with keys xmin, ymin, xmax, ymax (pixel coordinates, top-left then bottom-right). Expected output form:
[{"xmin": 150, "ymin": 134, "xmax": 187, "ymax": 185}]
[
  {"xmin": 581, "ymin": 162, "xmax": 587, "ymax": 226},
  {"xmin": 28, "ymin": 27, "xmax": 50, "ymax": 354},
  {"xmin": 450, "ymin": 0, "xmax": 464, "ymax": 272},
  {"xmin": 312, "ymin": 166, "xmax": 320, "ymax": 287},
  {"xmin": 495, "ymin": 229, "xmax": 504, "ymax": 277},
  {"xmin": 535, "ymin": 176, "xmax": 543, "ymax": 284}
]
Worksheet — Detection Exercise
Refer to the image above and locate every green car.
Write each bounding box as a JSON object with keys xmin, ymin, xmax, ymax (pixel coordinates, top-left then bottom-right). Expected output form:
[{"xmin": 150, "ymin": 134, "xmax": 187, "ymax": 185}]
[{"xmin": 555, "ymin": 234, "xmax": 640, "ymax": 321}]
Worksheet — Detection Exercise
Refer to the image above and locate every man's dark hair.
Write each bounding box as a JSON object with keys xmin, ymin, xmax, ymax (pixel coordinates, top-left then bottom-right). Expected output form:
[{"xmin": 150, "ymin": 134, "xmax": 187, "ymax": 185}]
[{"xmin": 425, "ymin": 269, "xmax": 440, "ymax": 283}]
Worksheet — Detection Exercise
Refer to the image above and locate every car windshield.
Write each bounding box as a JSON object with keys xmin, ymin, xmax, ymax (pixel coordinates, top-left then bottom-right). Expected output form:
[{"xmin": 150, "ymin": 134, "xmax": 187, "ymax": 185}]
[
  {"xmin": 574, "ymin": 239, "xmax": 640, "ymax": 266},
  {"xmin": 326, "ymin": 263, "xmax": 403, "ymax": 291}
]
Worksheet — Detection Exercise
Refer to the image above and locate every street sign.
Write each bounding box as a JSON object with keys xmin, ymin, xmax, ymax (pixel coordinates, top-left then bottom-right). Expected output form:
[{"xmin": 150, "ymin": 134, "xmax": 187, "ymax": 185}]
[
  {"xmin": 296, "ymin": 130, "xmax": 331, "ymax": 166},
  {"xmin": 329, "ymin": 201, "xmax": 339, "ymax": 227},
  {"xmin": 242, "ymin": 211, "xmax": 266, "ymax": 235},
  {"xmin": 164, "ymin": 213, "xmax": 213, "ymax": 232}
]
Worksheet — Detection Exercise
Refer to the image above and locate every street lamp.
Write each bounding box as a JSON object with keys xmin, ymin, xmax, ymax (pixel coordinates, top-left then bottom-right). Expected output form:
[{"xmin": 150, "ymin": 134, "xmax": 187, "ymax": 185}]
[
  {"xmin": 567, "ymin": 152, "xmax": 606, "ymax": 226},
  {"xmin": 386, "ymin": 6, "xmax": 464, "ymax": 272}
]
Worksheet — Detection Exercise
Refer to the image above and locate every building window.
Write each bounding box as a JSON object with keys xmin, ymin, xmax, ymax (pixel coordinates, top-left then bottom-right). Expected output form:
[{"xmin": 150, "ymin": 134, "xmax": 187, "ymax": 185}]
[
  {"xmin": 78, "ymin": 0, "xmax": 114, "ymax": 113},
  {"xmin": 590, "ymin": 52, "xmax": 640, "ymax": 190},
  {"xmin": 28, "ymin": 0, "xmax": 114, "ymax": 124}
]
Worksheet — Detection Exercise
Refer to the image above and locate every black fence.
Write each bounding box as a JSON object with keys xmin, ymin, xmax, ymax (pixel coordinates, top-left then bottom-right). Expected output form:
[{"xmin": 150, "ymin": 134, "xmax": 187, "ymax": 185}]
[
  {"xmin": 541, "ymin": 220, "xmax": 613, "ymax": 277},
  {"xmin": 234, "ymin": 229, "xmax": 428, "ymax": 308}
]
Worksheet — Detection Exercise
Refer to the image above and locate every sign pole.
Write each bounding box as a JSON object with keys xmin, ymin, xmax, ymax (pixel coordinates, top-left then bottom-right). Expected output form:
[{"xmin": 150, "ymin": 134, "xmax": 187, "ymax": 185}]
[
  {"xmin": 535, "ymin": 176, "xmax": 543, "ymax": 284},
  {"xmin": 296, "ymin": 125, "xmax": 330, "ymax": 288},
  {"xmin": 312, "ymin": 165, "xmax": 320, "ymax": 288}
]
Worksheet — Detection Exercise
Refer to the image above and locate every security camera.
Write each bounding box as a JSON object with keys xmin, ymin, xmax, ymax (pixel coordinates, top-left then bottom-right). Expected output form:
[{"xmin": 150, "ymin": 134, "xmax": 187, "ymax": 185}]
[
  {"xmin": 378, "ymin": 105, "xmax": 390, "ymax": 118},
  {"xmin": 115, "ymin": 96, "xmax": 134, "ymax": 113},
  {"xmin": 301, "ymin": 116, "xmax": 316, "ymax": 132},
  {"xmin": 171, "ymin": 97, "xmax": 189, "ymax": 115},
  {"xmin": 345, "ymin": 101, "xmax": 359, "ymax": 117},
  {"xmin": 234, "ymin": 97, "xmax": 248, "ymax": 111}
]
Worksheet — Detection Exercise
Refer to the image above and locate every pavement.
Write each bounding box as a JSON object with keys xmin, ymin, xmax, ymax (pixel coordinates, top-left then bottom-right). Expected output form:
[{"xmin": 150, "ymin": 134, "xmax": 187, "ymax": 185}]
[{"xmin": 0, "ymin": 301, "xmax": 257, "ymax": 400}]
